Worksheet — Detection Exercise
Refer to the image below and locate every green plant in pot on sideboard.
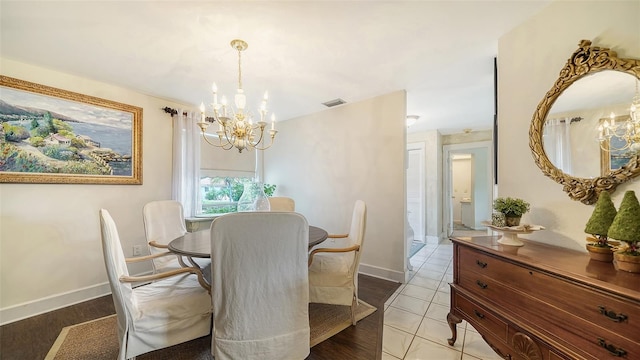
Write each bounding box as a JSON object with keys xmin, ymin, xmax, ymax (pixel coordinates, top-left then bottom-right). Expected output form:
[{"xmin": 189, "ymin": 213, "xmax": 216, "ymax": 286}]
[
  {"xmin": 584, "ymin": 191, "xmax": 617, "ymax": 262},
  {"xmin": 493, "ymin": 197, "xmax": 530, "ymax": 226},
  {"xmin": 607, "ymin": 190, "xmax": 640, "ymax": 273}
]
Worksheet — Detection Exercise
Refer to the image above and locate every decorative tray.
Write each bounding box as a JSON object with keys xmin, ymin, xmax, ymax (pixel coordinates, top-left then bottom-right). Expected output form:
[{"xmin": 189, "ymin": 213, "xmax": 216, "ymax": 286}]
[{"xmin": 481, "ymin": 221, "xmax": 545, "ymax": 251}]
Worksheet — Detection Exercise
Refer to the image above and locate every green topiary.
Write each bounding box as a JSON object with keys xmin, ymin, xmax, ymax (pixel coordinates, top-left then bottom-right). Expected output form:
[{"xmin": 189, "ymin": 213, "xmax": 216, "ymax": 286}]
[
  {"xmin": 608, "ymin": 190, "xmax": 640, "ymax": 255},
  {"xmin": 584, "ymin": 191, "xmax": 617, "ymax": 247}
]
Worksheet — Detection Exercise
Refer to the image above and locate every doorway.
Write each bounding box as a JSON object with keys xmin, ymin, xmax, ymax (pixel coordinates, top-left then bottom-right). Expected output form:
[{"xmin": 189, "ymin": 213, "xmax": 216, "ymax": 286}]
[{"xmin": 443, "ymin": 141, "xmax": 493, "ymax": 238}]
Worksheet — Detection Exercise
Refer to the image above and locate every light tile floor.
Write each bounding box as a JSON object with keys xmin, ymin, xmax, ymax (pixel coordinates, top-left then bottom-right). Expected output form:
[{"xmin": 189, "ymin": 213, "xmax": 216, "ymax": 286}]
[{"xmin": 383, "ymin": 231, "xmax": 501, "ymax": 360}]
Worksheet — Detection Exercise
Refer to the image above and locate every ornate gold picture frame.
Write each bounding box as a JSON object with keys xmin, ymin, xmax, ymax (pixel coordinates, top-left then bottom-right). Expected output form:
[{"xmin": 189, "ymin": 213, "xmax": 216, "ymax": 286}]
[{"xmin": 0, "ymin": 76, "xmax": 142, "ymax": 184}]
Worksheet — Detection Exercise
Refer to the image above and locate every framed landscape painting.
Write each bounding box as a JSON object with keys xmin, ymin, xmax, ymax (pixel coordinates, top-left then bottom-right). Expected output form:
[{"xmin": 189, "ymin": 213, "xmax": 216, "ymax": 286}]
[
  {"xmin": 599, "ymin": 115, "xmax": 636, "ymax": 177},
  {"xmin": 0, "ymin": 76, "xmax": 142, "ymax": 184}
]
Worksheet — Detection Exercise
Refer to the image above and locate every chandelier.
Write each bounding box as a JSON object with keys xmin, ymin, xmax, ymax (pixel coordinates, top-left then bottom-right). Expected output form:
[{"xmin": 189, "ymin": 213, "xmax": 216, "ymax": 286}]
[
  {"xmin": 598, "ymin": 79, "xmax": 640, "ymax": 152},
  {"xmin": 197, "ymin": 39, "xmax": 277, "ymax": 153}
]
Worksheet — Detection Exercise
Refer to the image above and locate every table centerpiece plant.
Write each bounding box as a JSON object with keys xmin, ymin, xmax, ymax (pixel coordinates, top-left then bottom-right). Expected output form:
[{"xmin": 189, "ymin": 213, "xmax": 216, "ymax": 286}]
[
  {"xmin": 584, "ymin": 191, "xmax": 617, "ymax": 262},
  {"xmin": 607, "ymin": 190, "xmax": 640, "ymax": 273},
  {"xmin": 493, "ymin": 197, "xmax": 530, "ymax": 226}
]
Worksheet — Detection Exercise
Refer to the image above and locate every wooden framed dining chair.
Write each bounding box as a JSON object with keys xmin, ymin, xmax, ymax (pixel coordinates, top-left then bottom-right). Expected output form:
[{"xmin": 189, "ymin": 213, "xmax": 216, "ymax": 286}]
[
  {"xmin": 100, "ymin": 209, "xmax": 211, "ymax": 360},
  {"xmin": 210, "ymin": 212, "xmax": 310, "ymax": 360},
  {"xmin": 268, "ymin": 196, "xmax": 295, "ymax": 211},
  {"xmin": 308, "ymin": 200, "xmax": 366, "ymax": 325}
]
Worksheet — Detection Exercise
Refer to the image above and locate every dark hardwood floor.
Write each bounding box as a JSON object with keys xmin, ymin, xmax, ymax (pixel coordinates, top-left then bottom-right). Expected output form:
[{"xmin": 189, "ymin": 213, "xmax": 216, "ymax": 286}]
[{"xmin": 0, "ymin": 274, "xmax": 400, "ymax": 360}]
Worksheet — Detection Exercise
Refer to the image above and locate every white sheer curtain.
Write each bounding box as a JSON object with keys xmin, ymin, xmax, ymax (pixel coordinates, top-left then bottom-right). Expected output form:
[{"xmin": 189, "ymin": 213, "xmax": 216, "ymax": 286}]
[
  {"xmin": 543, "ymin": 117, "xmax": 572, "ymax": 174},
  {"xmin": 172, "ymin": 110, "xmax": 201, "ymax": 218}
]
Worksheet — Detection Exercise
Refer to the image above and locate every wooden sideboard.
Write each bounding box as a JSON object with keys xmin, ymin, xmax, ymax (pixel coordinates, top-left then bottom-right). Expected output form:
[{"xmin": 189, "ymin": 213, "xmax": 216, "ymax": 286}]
[{"xmin": 447, "ymin": 236, "xmax": 640, "ymax": 360}]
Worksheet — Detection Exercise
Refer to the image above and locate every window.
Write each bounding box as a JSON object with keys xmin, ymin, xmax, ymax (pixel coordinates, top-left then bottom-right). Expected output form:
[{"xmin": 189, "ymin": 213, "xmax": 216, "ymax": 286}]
[{"xmin": 199, "ymin": 169, "xmax": 254, "ymax": 215}]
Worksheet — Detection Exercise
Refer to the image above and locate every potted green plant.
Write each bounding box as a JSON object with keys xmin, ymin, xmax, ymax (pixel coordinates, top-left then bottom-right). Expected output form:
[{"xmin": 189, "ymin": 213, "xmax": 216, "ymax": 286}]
[
  {"xmin": 263, "ymin": 183, "xmax": 276, "ymax": 197},
  {"xmin": 584, "ymin": 191, "xmax": 617, "ymax": 262},
  {"xmin": 493, "ymin": 197, "xmax": 530, "ymax": 226},
  {"xmin": 607, "ymin": 190, "xmax": 640, "ymax": 273}
]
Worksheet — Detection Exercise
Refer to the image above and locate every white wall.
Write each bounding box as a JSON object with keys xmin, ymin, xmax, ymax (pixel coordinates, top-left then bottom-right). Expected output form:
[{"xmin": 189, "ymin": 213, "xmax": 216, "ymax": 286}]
[
  {"xmin": 0, "ymin": 58, "xmax": 187, "ymax": 324},
  {"xmin": 498, "ymin": 0, "xmax": 640, "ymax": 251},
  {"xmin": 264, "ymin": 91, "xmax": 407, "ymax": 282},
  {"xmin": 471, "ymin": 146, "xmax": 491, "ymax": 229}
]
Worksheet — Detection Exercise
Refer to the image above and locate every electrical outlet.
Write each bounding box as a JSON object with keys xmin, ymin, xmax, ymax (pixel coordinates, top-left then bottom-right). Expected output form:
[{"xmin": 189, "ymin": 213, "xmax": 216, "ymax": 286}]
[{"xmin": 133, "ymin": 245, "xmax": 143, "ymax": 257}]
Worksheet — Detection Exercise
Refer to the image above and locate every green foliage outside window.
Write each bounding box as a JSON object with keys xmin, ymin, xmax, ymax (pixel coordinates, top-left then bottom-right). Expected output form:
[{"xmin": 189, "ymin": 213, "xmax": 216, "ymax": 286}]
[
  {"xmin": 263, "ymin": 183, "xmax": 276, "ymax": 197},
  {"xmin": 200, "ymin": 176, "xmax": 277, "ymax": 215}
]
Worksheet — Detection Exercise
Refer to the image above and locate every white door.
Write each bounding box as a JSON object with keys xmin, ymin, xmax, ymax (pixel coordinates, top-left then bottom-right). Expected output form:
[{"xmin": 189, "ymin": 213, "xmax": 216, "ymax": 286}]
[{"xmin": 406, "ymin": 144, "xmax": 425, "ymax": 242}]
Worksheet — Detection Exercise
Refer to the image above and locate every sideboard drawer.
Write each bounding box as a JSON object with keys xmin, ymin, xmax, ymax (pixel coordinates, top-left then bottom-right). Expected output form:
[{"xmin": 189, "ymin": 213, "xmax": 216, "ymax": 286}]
[
  {"xmin": 453, "ymin": 291, "xmax": 507, "ymax": 342},
  {"xmin": 458, "ymin": 243, "xmax": 640, "ymax": 341},
  {"xmin": 535, "ymin": 316, "xmax": 639, "ymax": 360},
  {"xmin": 459, "ymin": 269, "xmax": 640, "ymax": 359},
  {"xmin": 449, "ymin": 236, "xmax": 640, "ymax": 360},
  {"xmin": 457, "ymin": 245, "xmax": 511, "ymax": 278},
  {"xmin": 491, "ymin": 258, "xmax": 640, "ymax": 340}
]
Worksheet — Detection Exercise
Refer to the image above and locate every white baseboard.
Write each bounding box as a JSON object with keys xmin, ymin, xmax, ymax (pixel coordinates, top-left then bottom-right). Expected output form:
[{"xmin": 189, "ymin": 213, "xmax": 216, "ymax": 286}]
[
  {"xmin": 359, "ymin": 262, "xmax": 405, "ymax": 284},
  {"xmin": 2, "ymin": 265, "xmax": 405, "ymax": 326},
  {"xmin": 0, "ymin": 282, "xmax": 112, "ymax": 326},
  {"xmin": 0, "ymin": 270, "xmax": 153, "ymax": 326}
]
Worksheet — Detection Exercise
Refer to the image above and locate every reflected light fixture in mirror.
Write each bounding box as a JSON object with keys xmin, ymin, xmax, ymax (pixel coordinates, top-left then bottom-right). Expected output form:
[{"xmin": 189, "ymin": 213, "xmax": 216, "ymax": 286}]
[
  {"xmin": 598, "ymin": 79, "xmax": 640, "ymax": 152},
  {"xmin": 197, "ymin": 39, "xmax": 278, "ymax": 153},
  {"xmin": 406, "ymin": 115, "xmax": 419, "ymax": 127},
  {"xmin": 541, "ymin": 70, "xmax": 637, "ymax": 179},
  {"xmin": 529, "ymin": 40, "xmax": 640, "ymax": 205}
]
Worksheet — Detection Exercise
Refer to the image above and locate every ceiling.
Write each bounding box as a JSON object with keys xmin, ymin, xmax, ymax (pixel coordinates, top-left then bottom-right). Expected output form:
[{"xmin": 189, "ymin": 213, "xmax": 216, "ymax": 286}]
[{"xmin": 0, "ymin": 1, "xmax": 550, "ymax": 134}]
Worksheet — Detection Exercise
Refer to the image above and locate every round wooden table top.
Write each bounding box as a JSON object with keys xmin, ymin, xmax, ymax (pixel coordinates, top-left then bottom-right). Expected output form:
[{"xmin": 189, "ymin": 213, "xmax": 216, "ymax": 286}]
[{"xmin": 168, "ymin": 225, "xmax": 328, "ymax": 258}]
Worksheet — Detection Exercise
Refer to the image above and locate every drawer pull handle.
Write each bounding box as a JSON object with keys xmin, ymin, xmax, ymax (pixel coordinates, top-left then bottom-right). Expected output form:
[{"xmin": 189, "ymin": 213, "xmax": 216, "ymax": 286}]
[
  {"xmin": 599, "ymin": 306, "xmax": 628, "ymax": 323},
  {"xmin": 476, "ymin": 280, "xmax": 488, "ymax": 289},
  {"xmin": 598, "ymin": 338, "xmax": 627, "ymax": 357},
  {"xmin": 473, "ymin": 310, "xmax": 485, "ymax": 319},
  {"xmin": 476, "ymin": 260, "xmax": 487, "ymax": 268}
]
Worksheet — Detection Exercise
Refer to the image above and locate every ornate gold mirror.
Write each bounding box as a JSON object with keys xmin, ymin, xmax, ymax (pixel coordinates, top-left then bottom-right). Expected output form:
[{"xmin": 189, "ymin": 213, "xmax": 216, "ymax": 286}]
[{"xmin": 530, "ymin": 40, "xmax": 640, "ymax": 204}]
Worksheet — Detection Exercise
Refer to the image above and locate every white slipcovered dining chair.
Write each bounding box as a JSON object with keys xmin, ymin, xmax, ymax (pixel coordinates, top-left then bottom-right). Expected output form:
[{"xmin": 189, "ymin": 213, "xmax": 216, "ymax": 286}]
[
  {"xmin": 268, "ymin": 196, "xmax": 295, "ymax": 211},
  {"xmin": 308, "ymin": 200, "xmax": 366, "ymax": 325},
  {"xmin": 143, "ymin": 200, "xmax": 209, "ymax": 272},
  {"xmin": 210, "ymin": 212, "xmax": 310, "ymax": 360},
  {"xmin": 99, "ymin": 209, "xmax": 211, "ymax": 360}
]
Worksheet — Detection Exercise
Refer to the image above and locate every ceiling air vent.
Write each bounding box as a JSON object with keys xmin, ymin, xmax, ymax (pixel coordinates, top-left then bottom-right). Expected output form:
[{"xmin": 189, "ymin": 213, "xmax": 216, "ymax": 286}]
[{"xmin": 322, "ymin": 98, "xmax": 346, "ymax": 108}]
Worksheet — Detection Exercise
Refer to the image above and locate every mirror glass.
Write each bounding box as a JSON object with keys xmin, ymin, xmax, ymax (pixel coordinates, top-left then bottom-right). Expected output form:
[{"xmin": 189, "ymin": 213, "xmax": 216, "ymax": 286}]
[{"xmin": 542, "ymin": 71, "xmax": 637, "ymax": 178}]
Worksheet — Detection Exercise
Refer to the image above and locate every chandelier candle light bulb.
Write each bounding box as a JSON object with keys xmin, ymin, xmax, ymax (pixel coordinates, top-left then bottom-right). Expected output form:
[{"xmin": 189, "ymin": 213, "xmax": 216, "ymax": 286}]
[{"xmin": 597, "ymin": 79, "xmax": 640, "ymax": 152}]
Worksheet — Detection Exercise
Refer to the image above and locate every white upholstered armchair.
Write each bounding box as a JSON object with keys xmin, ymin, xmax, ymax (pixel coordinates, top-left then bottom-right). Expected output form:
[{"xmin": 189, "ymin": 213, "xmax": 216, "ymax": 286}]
[
  {"xmin": 99, "ymin": 209, "xmax": 211, "ymax": 360},
  {"xmin": 142, "ymin": 200, "xmax": 210, "ymax": 272},
  {"xmin": 268, "ymin": 196, "xmax": 295, "ymax": 211},
  {"xmin": 308, "ymin": 200, "xmax": 366, "ymax": 325},
  {"xmin": 210, "ymin": 212, "xmax": 310, "ymax": 360}
]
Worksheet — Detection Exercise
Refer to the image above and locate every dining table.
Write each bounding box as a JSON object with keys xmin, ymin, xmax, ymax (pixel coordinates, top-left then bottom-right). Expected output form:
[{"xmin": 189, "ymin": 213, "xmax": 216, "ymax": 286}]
[{"xmin": 168, "ymin": 225, "xmax": 329, "ymax": 285}]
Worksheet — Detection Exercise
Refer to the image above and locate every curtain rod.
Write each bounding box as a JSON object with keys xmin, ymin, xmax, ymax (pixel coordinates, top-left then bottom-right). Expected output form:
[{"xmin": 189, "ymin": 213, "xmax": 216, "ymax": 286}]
[
  {"xmin": 164, "ymin": 106, "xmax": 215, "ymax": 122},
  {"xmin": 162, "ymin": 107, "xmax": 187, "ymax": 116}
]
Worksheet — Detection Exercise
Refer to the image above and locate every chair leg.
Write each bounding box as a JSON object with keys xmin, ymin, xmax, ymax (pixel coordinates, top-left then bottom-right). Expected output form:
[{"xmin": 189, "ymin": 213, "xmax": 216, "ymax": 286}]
[{"xmin": 351, "ymin": 295, "xmax": 357, "ymax": 326}]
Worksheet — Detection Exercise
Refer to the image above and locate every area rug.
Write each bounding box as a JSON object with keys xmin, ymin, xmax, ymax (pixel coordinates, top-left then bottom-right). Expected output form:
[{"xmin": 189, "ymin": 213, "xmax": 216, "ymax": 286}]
[{"xmin": 45, "ymin": 300, "xmax": 376, "ymax": 359}]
